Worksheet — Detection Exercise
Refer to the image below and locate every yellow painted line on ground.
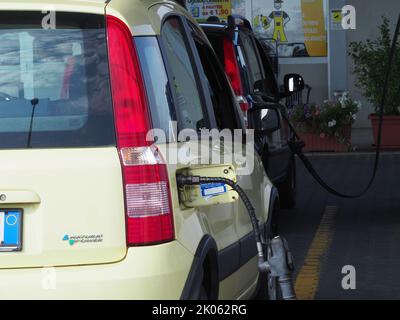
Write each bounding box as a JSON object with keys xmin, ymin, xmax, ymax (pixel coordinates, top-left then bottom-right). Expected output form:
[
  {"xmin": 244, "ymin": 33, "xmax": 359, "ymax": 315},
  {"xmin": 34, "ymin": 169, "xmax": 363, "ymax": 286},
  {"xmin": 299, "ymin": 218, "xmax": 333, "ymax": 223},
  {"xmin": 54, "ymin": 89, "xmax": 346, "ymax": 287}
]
[{"xmin": 295, "ymin": 206, "xmax": 338, "ymax": 300}]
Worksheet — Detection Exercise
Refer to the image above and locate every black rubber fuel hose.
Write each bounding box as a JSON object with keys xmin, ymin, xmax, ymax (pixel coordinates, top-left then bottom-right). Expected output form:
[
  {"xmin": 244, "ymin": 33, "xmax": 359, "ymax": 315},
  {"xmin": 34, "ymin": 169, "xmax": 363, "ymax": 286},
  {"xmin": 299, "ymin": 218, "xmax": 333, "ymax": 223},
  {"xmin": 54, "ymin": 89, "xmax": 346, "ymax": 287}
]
[
  {"xmin": 176, "ymin": 175, "xmax": 262, "ymax": 245},
  {"xmin": 284, "ymin": 13, "xmax": 400, "ymax": 199}
]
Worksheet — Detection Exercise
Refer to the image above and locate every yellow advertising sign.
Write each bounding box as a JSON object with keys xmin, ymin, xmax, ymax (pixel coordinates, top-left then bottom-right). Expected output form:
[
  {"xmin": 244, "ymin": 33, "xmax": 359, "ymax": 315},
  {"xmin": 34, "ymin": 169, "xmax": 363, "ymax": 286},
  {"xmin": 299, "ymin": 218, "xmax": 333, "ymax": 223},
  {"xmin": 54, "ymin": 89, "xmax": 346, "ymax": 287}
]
[
  {"xmin": 301, "ymin": 0, "xmax": 327, "ymax": 57},
  {"xmin": 252, "ymin": 0, "xmax": 327, "ymax": 57},
  {"xmin": 186, "ymin": 0, "xmax": 232, "ymax": 22}
]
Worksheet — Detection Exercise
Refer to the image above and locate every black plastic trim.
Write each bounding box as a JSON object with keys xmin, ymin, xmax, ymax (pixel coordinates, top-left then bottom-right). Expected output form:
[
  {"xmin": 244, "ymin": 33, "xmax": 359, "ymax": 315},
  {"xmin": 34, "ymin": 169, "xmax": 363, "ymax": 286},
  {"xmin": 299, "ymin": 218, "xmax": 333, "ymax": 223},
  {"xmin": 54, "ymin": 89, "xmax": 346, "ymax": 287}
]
[
  {"xmin": 238, "ymin": 225, "xmax": 264, "ymax": 267},
  {"xmin": 182, "ymin": 188, "xmax": 280, "ymax": 298},
  {"xmin": 218, "ymin": 240, "xmax": 240, "ymax": 281},
  {"xmin": 267, "ymin": 186, "xmax": 280, "ymax": 230},
  {"xmin": 180, "ymin": 235, "xmax": 219, "ymax": 300}
]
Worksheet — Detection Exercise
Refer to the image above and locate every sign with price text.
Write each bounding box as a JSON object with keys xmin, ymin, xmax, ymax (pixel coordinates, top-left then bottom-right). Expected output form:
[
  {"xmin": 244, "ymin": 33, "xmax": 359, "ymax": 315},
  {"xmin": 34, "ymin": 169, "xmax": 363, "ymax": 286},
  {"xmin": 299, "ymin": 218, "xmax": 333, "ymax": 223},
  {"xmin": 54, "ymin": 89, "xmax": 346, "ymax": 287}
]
[{"xmin": 186, "ymin": 0, "xmax": 232, "ymax": 22}]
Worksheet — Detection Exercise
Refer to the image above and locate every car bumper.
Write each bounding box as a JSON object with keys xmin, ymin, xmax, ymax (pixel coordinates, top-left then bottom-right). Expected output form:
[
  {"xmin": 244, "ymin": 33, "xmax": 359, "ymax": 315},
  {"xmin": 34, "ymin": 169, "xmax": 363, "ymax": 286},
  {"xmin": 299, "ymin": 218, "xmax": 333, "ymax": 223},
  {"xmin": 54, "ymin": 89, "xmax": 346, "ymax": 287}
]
[{"xmin": 0, "ymin": 241, "xmax": 193, "ymax": 300}]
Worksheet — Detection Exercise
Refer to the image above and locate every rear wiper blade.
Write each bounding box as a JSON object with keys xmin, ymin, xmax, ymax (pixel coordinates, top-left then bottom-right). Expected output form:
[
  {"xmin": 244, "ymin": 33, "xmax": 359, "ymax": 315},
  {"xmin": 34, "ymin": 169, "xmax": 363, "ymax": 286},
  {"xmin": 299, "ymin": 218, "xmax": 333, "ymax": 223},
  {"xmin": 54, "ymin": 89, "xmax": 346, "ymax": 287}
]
[{"xmin": 27, "ymin": 98, "xmax": 39, "ymax": 148}]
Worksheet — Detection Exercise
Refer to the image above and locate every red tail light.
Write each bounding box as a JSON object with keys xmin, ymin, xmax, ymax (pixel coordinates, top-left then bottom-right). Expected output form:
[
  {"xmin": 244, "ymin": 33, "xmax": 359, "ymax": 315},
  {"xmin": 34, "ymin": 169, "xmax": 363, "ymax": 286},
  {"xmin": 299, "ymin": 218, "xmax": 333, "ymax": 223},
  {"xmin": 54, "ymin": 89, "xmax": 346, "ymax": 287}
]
[
  {"xmin": 223, "ymin": 38, "xmax": 250, "ymax": 124},
  {"xmin": 237, "ymin": 96, "xmax": 250, "ymax": 112},
  {"xmin": 106, "ymin": 15, "xmax": 174, "ymax": 246},
  {"xmin": 223, "ymin": 37, "xmax": 244, "ymax": 97}
]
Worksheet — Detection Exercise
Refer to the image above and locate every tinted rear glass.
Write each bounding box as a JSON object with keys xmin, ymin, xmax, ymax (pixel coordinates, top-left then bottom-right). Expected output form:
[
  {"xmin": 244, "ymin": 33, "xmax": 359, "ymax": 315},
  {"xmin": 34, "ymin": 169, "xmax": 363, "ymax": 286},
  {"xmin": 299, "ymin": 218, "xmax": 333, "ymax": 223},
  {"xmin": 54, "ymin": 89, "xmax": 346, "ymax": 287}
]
[
  {"xmin": 206, "ymin": 32, "xmax": 224, "ymax": 63},
  {"xmin": 0, "ymin": 12, "xmax": 115, "ymax": 148}
]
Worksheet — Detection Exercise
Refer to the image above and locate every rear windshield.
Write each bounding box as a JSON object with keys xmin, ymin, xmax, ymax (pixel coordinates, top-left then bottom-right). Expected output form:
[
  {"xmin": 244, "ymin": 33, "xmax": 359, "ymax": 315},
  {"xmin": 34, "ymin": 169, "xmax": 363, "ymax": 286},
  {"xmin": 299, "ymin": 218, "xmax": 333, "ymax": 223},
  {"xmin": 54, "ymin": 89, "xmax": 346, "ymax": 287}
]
[{"xmin": 0, "ymin": 12, "xmax": 115, "ymax": 148}]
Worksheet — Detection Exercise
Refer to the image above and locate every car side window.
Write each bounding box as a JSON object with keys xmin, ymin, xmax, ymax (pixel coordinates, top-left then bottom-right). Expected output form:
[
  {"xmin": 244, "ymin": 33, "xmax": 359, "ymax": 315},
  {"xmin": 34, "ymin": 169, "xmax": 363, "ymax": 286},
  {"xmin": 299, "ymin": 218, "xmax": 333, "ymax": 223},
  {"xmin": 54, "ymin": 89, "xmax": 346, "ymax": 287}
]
[
  {"xmin": 239, "ymin": 30, "xmax": 266, "ymax": 93},
  {"xmin": 236, "ymin": 44, "xmax": 252, "ymax": 96},
  {"xmin": 255, "ymin": 39, "xmax": 280, "ymax": 98},
  {"xmin": 189, "ymin": 24, "xmax": 239, "ymax": 131},
  {"xmin": 135, "ymin": 37, "xmax": 176, "ymax": 138},
  {"xmin": 160, "ymin": 17, "xmax": 207, "ymax": 131}
]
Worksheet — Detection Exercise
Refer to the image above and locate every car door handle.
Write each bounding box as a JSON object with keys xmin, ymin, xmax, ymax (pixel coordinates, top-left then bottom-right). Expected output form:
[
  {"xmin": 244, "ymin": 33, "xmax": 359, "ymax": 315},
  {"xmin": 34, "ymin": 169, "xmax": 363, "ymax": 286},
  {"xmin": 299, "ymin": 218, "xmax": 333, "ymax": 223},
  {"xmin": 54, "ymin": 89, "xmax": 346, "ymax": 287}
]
[{"xmin": 0, "ymin": 190, "xmax": 41, "ymax": 204}]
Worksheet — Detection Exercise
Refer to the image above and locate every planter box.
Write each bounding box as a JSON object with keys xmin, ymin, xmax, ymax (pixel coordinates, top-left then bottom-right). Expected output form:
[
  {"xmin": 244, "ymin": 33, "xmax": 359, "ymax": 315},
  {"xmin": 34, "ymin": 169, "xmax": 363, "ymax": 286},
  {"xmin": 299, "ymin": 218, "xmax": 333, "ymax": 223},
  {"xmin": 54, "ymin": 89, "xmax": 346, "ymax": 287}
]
[
  {"xmin": 369, "ymin": 114, "xmax": 400, "ymax": 149},
  {"xmin": 297, "ymin": 126, "xmax": 352, "ymax": 152}
]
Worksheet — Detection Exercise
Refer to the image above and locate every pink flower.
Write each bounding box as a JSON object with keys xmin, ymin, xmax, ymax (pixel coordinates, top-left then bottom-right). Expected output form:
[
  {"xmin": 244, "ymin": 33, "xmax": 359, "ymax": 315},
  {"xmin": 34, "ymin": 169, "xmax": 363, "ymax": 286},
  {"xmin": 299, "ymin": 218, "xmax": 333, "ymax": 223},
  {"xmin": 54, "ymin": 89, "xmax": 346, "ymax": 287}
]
[{"xmin": 320, "ymin": 133, "xmax": 326, "ymax": 139}]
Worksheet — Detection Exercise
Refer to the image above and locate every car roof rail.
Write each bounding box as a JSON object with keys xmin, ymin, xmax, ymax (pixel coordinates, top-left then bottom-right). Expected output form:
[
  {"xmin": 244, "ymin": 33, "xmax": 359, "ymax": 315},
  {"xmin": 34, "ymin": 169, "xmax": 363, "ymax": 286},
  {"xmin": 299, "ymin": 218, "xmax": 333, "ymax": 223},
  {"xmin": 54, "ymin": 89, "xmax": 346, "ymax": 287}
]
[
  {"xmin": 174, "ymin": 0, "xmax": 187, "ymax": 9},
  {"xmin": 228, "ymin": 14, "xmax": 253, "ymax": 31},
  {"xmin": 227, "ymin": 15, "xmax": 236, "ymax": 30}
]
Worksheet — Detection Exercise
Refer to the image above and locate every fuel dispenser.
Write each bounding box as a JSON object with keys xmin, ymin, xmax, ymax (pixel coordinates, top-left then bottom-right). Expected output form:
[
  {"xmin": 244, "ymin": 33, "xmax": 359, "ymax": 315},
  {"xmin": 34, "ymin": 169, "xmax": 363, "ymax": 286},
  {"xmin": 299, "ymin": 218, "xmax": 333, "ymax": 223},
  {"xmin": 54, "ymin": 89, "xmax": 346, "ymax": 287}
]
[{"xmin": 176, "ymin": 165, "xmax": 296, "ymax": 300}]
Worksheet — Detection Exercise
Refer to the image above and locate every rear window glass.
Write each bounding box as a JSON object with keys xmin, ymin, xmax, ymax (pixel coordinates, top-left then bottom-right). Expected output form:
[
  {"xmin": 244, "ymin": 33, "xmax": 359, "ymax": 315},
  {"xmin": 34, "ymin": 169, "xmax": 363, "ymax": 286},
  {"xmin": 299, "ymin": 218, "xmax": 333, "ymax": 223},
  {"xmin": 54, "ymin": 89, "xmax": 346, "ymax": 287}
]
[
  {"xmin": 206, "ymin": 33, "xmax": 224, "ymax": 63},
  {"xmin": 0, "ymin": 12, "xmax": 115, "ymax": 148},
  {"xmin": 135, "ymin": 36, "xmax": 176, "ymax": 139}
]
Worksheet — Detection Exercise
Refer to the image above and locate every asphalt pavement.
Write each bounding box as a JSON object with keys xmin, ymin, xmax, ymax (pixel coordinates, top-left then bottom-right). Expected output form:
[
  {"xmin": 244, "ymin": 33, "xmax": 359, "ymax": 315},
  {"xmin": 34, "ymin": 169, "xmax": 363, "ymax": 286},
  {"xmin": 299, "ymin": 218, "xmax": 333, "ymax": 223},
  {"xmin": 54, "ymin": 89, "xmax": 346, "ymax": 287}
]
[{"xmin": 279, "ymin": 152, "xmax": 400, "ymax": 300}]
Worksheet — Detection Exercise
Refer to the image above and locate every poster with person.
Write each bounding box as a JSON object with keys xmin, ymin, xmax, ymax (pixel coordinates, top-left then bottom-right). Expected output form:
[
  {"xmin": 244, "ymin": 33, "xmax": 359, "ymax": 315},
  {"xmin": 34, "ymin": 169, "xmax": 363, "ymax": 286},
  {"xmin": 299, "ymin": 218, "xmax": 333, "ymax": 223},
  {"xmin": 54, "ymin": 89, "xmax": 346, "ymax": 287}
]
[{"xmin": 252, "ymin": 0, "xmax": 327, "ymax": 57}]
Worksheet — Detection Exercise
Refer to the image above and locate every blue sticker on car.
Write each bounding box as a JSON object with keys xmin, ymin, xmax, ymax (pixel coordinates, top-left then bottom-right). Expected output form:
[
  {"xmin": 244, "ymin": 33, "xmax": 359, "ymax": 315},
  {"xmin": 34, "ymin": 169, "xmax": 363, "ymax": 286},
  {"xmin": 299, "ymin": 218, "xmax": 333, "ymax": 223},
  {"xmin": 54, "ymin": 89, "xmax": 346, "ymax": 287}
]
[{"xmin": 201, "ymin": 183, "xmax": 227, "ymax": 198}]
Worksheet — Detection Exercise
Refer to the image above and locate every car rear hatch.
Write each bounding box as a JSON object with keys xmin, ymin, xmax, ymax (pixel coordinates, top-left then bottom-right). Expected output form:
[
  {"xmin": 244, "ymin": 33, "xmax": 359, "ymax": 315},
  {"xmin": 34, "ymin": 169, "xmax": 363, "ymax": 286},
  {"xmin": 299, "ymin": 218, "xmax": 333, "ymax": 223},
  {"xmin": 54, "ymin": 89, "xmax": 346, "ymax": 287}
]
[{"xmin": 0, "ymin": 10, "xmax": 127, "ymax": 268}]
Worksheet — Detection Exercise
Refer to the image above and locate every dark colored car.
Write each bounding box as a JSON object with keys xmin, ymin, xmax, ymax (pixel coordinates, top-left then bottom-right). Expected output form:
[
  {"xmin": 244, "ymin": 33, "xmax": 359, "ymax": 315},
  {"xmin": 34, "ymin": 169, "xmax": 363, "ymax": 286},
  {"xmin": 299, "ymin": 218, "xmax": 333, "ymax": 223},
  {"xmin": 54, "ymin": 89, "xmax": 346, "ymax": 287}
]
[
  {"xmin": 254, "ymin": 37, "xmax": 279, "ymax": 76},
  {"xmin": 200, "ymin": 15, "xmax": 305, "ymax": 210}
]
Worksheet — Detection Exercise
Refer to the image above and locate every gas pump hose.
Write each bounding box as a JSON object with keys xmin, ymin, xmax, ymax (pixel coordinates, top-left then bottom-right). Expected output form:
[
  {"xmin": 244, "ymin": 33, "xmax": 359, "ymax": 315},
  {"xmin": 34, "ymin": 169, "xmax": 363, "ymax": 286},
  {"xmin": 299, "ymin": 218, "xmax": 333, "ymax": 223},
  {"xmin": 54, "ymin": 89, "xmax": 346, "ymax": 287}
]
[
  {"xmin": 177, "ymin": 175, "xmax": 296, "ymax": 300},
  {"xmin": 284, "ymin": 14, "xmax": 400, "ymax": 199}
]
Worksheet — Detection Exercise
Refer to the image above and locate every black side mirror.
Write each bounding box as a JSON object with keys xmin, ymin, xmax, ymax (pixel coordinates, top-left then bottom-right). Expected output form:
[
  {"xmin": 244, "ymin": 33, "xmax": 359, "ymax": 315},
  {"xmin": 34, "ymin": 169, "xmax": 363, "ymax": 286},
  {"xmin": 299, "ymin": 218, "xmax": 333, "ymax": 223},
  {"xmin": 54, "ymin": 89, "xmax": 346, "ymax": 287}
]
[
  {"xmin": 284, "ymin": 74, "xmax": 305, "ymax": 95},
  {"xmin": 248, "ymin": 106, "xmax": 281, "ymax": 133}
]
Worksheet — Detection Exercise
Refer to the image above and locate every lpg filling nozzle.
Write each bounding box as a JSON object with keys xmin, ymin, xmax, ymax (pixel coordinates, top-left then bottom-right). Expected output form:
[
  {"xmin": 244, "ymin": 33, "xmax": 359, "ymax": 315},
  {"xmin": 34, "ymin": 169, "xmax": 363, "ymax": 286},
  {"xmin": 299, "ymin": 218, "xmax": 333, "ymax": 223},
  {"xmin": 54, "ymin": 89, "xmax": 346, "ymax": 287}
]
[{"xmin": 177, "ymin": 174, "xmax": 296, "ymax": 300}]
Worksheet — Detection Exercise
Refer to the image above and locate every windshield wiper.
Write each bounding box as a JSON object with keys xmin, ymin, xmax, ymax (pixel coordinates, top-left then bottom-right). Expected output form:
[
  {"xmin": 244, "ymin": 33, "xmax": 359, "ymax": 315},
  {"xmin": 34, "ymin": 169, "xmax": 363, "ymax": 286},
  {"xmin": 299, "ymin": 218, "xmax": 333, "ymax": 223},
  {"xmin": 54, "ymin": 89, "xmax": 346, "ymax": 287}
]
[{"xmin": 27, "ymin": 98, "xmax": 39, "ymax": 148}]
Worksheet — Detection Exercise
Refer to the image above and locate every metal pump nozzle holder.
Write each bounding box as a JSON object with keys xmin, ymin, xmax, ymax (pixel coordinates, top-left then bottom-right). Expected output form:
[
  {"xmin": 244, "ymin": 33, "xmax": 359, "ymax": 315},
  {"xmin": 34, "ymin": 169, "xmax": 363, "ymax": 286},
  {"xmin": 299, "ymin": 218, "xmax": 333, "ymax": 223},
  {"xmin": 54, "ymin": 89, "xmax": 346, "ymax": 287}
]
[{"xmin": 258, "ymin": 236, "xmax": 296, "ymax": 300}]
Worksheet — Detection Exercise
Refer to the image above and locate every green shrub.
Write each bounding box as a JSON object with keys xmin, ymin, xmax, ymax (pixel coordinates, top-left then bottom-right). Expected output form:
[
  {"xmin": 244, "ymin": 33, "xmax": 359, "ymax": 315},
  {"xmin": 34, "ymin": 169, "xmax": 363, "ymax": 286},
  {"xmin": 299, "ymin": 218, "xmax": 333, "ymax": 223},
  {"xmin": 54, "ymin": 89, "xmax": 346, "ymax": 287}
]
[{"xmin": 348, "ymin": 17, "xmax": 400, "ymax": 115}]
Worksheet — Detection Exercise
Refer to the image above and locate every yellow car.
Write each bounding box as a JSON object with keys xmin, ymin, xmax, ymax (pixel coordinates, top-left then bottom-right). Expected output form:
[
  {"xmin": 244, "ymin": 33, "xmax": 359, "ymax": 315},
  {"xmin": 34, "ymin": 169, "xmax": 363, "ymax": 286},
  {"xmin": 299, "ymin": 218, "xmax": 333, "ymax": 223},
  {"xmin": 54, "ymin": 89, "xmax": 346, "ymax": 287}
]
[{"xmin": 0, "ymin": 0, "xmax": 280, "ymax": 299}]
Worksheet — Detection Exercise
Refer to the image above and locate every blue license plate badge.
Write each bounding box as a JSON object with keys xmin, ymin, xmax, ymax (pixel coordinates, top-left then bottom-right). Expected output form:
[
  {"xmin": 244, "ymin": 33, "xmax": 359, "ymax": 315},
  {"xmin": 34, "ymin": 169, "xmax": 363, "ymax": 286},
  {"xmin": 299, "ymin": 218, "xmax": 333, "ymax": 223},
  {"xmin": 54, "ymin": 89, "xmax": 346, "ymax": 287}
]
[{"xmin": 0, "ymin": 210, "xmax": 22, "ymax": 252}]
